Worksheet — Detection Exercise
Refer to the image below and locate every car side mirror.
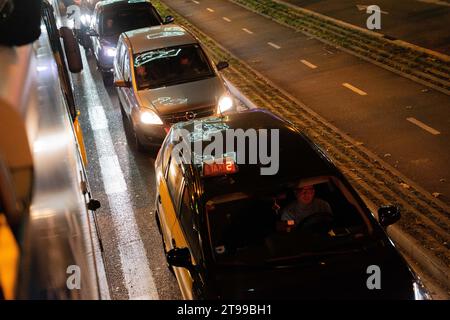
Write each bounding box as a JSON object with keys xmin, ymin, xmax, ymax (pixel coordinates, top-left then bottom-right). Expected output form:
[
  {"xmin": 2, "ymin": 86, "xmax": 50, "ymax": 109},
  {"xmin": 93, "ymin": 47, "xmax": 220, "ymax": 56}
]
[
  {"xmin": 87, "ymin": 199, "xmax": 101, "ymax": 211},
  {"xmin": 164, "ymin": 15, "xmax": 175, "ymax": 24},
  {"xmin": 87, "ymin": 28, "xmax": 98, "ymax": 37},
  {"xmin": 114, "ymin": 79, "xmax": 131, "ymax": 88},
  {"xmin": 378, "ymin": 205, "xmax": 400, "ymax": 227},
  {"xmin": 167, "ymin": 247, "xmax": 192, "ymax": 269},
  {"xmin": 216, "ymin": 61, "xmax": 229, "ymax": 71}
]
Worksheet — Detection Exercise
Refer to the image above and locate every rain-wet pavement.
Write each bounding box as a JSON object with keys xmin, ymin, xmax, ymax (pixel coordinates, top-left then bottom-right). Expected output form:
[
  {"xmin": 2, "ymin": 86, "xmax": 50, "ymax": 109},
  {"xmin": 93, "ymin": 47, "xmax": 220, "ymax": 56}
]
[{"xmin": 72, "ymin": 49, "xmax": 181, "ymax": 300}]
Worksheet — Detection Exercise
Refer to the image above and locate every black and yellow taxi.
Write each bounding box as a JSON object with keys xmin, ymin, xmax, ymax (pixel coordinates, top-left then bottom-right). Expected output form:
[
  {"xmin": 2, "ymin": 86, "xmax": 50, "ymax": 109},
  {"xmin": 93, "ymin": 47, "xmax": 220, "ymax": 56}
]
[{"xmin": 154, "ymin": 109, "xmax": 429, "ymax": 300}]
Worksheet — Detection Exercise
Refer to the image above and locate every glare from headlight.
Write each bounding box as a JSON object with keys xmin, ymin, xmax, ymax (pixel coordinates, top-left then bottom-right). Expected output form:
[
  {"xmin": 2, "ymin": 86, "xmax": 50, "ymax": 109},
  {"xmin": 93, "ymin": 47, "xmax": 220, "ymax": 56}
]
[
  {"xmin": 105, "ymin": 47, "xmax": 116, "ymax": 57},
  {"xmin": 218, "ymin": 96, "xmax": 233, "ymax": 113},
  {"xmin": 413, "ymin": 282, "xmax": 431, "ymax": 300},
  {"xmin": 140, "ymin": 110, "xmax": 163, "ymax": 125},
  {"xmin": 80, "ymin": 14, "xmax": 91, "ymax": 25}
]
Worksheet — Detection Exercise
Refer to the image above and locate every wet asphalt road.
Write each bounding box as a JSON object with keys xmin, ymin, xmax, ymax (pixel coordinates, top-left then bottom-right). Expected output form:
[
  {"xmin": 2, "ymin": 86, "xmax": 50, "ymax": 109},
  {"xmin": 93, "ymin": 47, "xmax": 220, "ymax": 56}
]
[{"xmin": 72, "ymin": 50, "xmax": 181, "ymax": 300}]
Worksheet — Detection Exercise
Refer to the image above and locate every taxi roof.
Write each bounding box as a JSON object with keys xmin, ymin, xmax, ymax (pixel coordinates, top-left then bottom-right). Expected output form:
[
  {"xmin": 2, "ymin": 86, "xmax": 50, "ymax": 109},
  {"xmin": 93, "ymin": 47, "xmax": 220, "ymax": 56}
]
[
  {"xmin": 169, "ymin": 109, "xmax": 337, "ymax": 198},
  {"xmin": 124, "ymin": 24, "xmax": 197, "ymax": 54}
]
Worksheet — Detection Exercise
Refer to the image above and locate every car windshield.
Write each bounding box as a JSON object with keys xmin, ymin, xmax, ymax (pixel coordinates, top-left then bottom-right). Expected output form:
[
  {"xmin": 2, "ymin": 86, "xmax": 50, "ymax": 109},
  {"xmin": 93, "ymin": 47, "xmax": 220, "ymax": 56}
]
[
  {"xmin": 101, "ymin": 5, "xmax": 161, "ymax": 36},
  {"xmin": 206, "ymin": 175, "xmax": 374, "ymax": 267},
  {"xmin": 133, "ymin": 44, "xmax": 215, "ymax": 90}
]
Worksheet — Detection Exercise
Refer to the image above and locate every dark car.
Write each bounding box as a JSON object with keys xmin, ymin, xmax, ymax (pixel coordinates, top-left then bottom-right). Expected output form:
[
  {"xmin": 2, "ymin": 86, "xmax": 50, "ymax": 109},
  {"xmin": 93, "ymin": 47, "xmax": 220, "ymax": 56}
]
[
  {"xmin": 87, "ymin": 0, "xmax": 173, "ymax": 83},
  {"xmin": 154, "ymin": 109, "xmax": 430, "ymax": 300}
]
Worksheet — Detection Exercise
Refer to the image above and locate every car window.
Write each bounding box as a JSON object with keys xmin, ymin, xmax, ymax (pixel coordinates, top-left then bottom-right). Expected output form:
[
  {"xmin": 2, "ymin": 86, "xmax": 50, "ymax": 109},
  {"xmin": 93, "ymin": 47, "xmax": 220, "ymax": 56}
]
[
  {"xmin": 166, "ymin": 157, "xmax": 183, "ymax": 207},
  {"xmin": 179, "ymin": 187, "xmax": 202, "ymax": 261},
  {"xmin": 206, "ymin": 175, "xmax": 373, "ymax": 266},
  {"xmin": 114, "ymin": 40, "xmax": 125, "ymax": 77},
  {"xmin": 133, "ymin": 44, "xmax": 215, "ymax": 90},
  {"xmin": 161, "ymin": 142, "xmax": 172, "ymax": 178},
  {"xmin": 123, "ymin": 52, "xmax": 130, "ymax": 82},
  {"xmin": 100, "ymin": 5, "xmax": 162, "ymax": 36}
]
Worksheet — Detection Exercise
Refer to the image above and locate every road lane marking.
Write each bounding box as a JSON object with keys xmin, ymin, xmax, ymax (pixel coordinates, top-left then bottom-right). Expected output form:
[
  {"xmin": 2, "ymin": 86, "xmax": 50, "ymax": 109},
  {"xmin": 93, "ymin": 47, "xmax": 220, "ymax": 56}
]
[
  {"xmin": 242, "ymin": 28, "xmax": 253, "ymax": 34},
  {"xmin": 82, "ymin": 54, "xmax": 159, "ymax": 300},
  {"xmin": 407, "ymin": 117, "xmax": 441, "ymax": 135},
  {"xmin": 99, "ymin": 156, "xmax": 127, "ymax": 194},
  {"xmin": 192, "ymin": 0, "xmax": 199, "ymax": 4},
  {"xmin": 268, "ymin": 42, "xmax": 281, "ymax": 49},
  {"xmin": 206, "ymin": 8, "xmax": 214, "ymax": 12},
  {"xmin": 88, "ymin": 105, "xmax": 108, "ymax": 130},
  {"xmin": 342, "ymin": 82, "xmax": 367, "ymax": 95},
  {"xmin": 300, "ymin": 59, "xmax": 318, "ymax": 69},
  {"xmin": 223, "ymin": 17, "xmax": 231, "ymax": 22}
]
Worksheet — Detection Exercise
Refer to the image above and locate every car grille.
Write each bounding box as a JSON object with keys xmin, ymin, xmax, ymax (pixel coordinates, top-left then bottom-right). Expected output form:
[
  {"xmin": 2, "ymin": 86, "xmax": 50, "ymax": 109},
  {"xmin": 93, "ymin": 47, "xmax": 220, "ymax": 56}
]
[{"xmin": 160, "ymin": 105, "xmax": 216, "ymax": 124}]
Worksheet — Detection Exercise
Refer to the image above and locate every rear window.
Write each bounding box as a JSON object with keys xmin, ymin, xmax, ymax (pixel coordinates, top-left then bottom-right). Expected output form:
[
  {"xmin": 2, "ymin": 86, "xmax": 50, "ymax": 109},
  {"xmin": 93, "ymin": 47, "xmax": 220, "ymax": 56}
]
[{"xmin": 100, "ymin": 4, "xmax": 161, "ymax": 36}]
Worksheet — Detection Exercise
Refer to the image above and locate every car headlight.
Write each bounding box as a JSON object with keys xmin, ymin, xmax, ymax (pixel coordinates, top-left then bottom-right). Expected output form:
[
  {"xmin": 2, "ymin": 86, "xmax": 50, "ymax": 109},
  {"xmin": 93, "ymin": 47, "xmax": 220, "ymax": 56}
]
[
  {"xmin": 105, "ymin": 47, "xmax": 116, "ymax": 57},
  {"xmin": 80, "ymin": 14, "xmax": 91, "ymax": 25},
  {"xmin": 140, "ymin": 110, "xmax": 163, "ymax": 125},
  {"xmin": 413, "ymin": 281, "xmax": 431, "ymax": 300},
  {"xmin": 217, "ymin": 95, "xmax": 233, "ymax": 114}
]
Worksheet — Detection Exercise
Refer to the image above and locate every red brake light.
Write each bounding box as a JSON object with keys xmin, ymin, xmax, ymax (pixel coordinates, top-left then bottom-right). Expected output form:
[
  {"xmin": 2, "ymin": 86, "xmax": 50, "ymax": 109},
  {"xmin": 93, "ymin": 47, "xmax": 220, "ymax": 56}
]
[{"xmin": 203, "ymin": 157, "xmax": 238, "ymax": 177}]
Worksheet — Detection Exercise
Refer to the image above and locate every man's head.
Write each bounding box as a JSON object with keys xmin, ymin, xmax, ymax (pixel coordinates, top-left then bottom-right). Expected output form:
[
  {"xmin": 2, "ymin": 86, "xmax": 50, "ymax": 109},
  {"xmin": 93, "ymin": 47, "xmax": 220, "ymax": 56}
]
[
  {"xmin": 180, "ymin": 56, "xmax": 191, "ymax": 66},
  {"xmin": 136, "ymin": 66, "xmax": 147, "ymax": 77},
  {"xmin": 295, "ymin": 184, "xmax": 315, "ymax": 205}
]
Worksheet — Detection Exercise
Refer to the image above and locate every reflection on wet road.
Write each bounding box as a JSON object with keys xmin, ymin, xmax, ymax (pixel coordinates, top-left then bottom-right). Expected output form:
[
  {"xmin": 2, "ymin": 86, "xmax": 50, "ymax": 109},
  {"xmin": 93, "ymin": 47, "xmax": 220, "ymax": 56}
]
[{"xmin": 72, "ymin": 51, "xmax": 181, "ymax": 299}]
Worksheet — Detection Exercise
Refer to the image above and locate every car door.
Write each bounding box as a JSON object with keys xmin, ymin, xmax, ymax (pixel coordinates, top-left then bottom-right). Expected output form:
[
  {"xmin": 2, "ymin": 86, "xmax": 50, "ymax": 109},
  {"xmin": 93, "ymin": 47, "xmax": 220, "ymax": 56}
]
[
  {"xmin": 177, "ymin": 186, "xmax": 205, "ymax": 299},
  {"xmin": 157, "ymin": 154, "xmax": 183, "ymax": 252},
  {"xmin": 157, "ymin": 157, "xmax": 195, "ymax": 299}
]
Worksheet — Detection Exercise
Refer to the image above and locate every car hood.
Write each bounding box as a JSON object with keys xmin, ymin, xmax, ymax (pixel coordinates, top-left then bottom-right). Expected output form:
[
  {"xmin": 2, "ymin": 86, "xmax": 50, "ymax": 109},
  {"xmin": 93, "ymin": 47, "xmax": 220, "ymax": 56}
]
[
  {"xmin": 136, "ymin": 76, "xmax": 226, "ymax": 115},
  {"xmin": 208, "ymin": 245, "xmax": 415, "ymax": 299}
]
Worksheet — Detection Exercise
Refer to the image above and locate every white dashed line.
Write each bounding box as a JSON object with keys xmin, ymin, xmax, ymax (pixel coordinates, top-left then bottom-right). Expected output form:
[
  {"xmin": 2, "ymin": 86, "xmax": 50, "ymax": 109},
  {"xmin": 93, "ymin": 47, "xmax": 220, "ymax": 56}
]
[
  {"xmin": 342, "ymin": 82, "xmax": 367, "ymax": 96},
  {"xmin": 300, "ymin": 59, "xmax": 318, "ymax": 69},
  {"xmin": 206, "ymin": 8, "xmax": 214, "ymax": 12},
  {"xmin": 88, "ymin": 105, "xmax": 109, "ymax": 130},
  {"xmin": 407, "ymin": 117, "xmax": 440, "ymax": 135},
  {"xmin": 192, "ymin": 0, "xmax": 200, "ymax": 4},
  {"xmin": 268, "ymin": 42, "xmax": 281, "ymax": 49},
  {"xmin": 242, "ymin": 28, "xmax": 253, "ymax": 34},
  {"xmin": 82, "ymin": 55, "xmax": 159, "ymax": 300},
  {"xmin": 223, "ymin": 17, "xmax": 231, "ymax": 22}
]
